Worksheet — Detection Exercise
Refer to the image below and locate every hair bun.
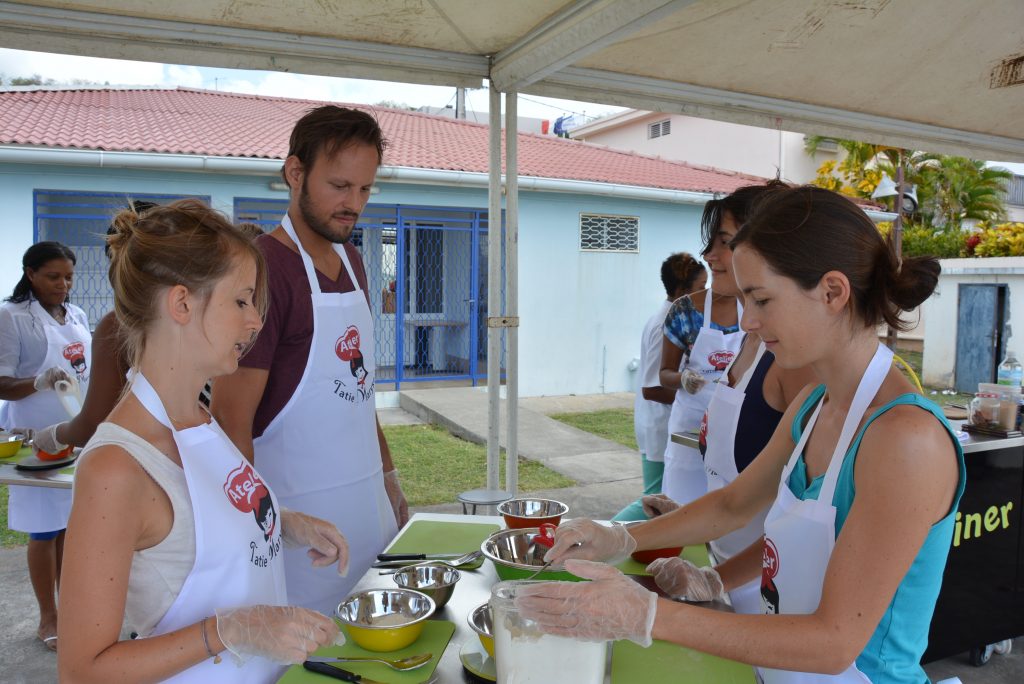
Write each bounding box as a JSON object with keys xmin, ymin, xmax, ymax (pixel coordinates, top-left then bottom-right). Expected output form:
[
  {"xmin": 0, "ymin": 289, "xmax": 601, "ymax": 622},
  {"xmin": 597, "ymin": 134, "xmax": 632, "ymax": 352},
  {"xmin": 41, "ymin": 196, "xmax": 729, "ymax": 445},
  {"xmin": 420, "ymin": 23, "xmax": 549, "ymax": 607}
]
[
  {"xmin": 106, "ymin": 207, "xmax": 140, "ymax": 258},
  {"xmin": 889, "ymin": 255, "xmax": 940, "ymax": 312}
]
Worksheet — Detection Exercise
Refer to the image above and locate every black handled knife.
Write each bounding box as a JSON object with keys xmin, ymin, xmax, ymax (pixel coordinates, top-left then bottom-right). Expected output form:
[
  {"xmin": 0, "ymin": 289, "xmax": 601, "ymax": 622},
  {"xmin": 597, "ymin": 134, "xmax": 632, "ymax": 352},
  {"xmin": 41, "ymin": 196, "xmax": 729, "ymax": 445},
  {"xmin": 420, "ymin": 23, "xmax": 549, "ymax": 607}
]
[{"xmin": 302, "ymin": 661, "xmax": 387, "ymax": 683}]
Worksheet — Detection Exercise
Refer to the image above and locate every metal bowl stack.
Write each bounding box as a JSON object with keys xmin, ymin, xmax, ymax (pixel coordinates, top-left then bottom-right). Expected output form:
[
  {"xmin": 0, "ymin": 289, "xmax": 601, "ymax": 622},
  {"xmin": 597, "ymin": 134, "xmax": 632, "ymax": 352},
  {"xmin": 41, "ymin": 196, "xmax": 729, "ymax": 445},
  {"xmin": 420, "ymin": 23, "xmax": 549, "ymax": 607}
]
[
  {"xmin": 335, "ymin": 588, "xmax": 435, "ymax": 652},
  {"xmin": 497, "ymin": 498, "xmax": 569, "ymax": 529},
  {"xmin": 480, "ymin": 527, "xmax": 582, "ymax": 581}
]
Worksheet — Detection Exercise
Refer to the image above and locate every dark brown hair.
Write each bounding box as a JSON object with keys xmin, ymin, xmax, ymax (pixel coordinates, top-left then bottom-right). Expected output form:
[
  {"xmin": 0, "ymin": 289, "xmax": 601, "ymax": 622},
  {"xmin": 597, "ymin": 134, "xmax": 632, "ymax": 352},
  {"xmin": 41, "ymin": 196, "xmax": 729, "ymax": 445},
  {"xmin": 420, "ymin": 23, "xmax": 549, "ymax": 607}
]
[
  {"xmin": 282, "ymin": 105, "xmax": 388, "ymax": 182},
  {"xmin": 660, "ymin": 252, "xmax": 705, "ymax": 298},
  {"xmin": 700, "ymin": 180, "xmax": 788, "ymax": 255},
  {"xmin": 731, "ymin": 185, "xmax": 939, "ymax": 331},
  {"xmin": 106, "ymin": 199, "xmax": 269, "ymax": 367},
  {"xmin": 7, "ymin": 241, "xmax": 77, "ymax": 304}
]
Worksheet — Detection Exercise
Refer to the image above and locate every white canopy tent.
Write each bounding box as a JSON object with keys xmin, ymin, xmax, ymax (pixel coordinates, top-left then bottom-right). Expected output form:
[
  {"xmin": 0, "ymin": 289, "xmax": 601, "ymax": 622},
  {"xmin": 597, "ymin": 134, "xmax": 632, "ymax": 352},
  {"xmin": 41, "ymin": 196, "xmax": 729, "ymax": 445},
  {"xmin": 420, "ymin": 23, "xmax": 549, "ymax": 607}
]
[{"xmin": 3, "ymin": 0, "xmax": 1022, "ymax": 494}]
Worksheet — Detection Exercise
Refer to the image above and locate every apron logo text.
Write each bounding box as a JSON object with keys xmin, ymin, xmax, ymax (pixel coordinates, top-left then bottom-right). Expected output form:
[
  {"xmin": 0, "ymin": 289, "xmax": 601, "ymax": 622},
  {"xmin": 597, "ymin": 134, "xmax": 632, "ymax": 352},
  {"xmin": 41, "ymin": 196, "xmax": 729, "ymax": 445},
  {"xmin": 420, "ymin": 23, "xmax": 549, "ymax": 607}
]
[
  {"xmin": 335, "ymin": 325, "xmax": 369, "ymax": 387},
  {"xmin": 707, "ymin": 350, "xmax": 735, "ymax": 371},
  {"xmin": 761, "ymin": 537, "xmax": 781, "ymax": 614},
  {"xmin": 62, "ymin": 341, "xmax": 88, "ymax": 379},
  {"xmin": 223, "ymin": 463, "xmax": 279, "ymax": 542}
]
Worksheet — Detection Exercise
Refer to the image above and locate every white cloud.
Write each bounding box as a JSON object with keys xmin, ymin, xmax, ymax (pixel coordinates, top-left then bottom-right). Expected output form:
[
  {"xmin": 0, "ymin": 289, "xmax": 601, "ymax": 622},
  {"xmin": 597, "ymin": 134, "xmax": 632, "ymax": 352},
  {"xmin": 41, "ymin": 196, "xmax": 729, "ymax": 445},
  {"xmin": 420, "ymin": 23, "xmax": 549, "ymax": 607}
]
[
  {"xmin": 164, "ymin": 64, "xmax": 205, "ymax": 89},
  {"xmin": 0, "ymin": 48, "xmax": 163, "ymax": 86}
]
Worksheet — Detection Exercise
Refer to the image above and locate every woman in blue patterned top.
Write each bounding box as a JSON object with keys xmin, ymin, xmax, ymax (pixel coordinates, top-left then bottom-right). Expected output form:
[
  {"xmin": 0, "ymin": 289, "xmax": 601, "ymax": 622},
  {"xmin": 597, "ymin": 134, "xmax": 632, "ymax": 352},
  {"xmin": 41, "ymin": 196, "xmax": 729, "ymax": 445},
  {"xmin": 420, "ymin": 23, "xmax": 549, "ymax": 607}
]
[{"xmin": 518, "ymin": 186, "xmax": 964, "ymax": 684}]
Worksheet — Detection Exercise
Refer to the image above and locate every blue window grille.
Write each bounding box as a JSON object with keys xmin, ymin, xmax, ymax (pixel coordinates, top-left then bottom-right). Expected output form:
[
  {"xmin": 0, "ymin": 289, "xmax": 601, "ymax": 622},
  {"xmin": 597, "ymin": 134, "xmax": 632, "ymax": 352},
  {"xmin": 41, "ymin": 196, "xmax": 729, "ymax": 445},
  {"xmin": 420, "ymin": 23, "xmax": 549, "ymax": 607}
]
[
  {"xmin": 233, "ymin": 198, "xmax": 504, "ymax": 389},
  {"xmin": 33, "ymin": 190, "xmax": 210, "ymax": 325}
]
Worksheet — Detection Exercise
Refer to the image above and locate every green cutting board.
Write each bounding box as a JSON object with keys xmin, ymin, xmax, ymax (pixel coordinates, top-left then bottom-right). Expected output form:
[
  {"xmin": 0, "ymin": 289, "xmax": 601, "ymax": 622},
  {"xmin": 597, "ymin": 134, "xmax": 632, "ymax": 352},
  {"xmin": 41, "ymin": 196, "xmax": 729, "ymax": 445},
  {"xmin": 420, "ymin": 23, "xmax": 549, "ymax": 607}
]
[
  {"xmin": 615, "ymin": 544, "xmax": 711, "ymax": 576},
  {"xmin": 611, "ymin": 639, "xmax": 756, "ymax": 683},
  {"xmin": 383, "ymin": 520, "xmax": 500, "ymax": 570},
  {"xmin": 278, "ymin": 620, "xmax": 455, "ymax": 684}
]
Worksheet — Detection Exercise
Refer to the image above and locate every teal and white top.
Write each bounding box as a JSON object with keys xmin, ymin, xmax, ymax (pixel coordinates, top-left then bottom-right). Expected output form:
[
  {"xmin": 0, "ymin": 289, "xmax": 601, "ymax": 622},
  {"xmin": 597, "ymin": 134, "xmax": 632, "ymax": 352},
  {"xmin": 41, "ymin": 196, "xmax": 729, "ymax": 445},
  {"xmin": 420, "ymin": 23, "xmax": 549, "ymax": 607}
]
[{"xmin": 789, "ymin": 387, "xmax": 966, "ymax": 684}]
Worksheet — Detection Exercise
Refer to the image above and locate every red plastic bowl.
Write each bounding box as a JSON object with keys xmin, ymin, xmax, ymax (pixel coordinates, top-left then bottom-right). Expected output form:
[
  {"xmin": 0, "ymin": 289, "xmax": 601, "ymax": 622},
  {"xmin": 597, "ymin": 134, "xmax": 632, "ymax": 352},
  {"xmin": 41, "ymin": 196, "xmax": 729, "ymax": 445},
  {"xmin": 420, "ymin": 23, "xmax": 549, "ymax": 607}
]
[{"xmin": 630, "ymin": 547, "xmax": 684, "ymax": 565}]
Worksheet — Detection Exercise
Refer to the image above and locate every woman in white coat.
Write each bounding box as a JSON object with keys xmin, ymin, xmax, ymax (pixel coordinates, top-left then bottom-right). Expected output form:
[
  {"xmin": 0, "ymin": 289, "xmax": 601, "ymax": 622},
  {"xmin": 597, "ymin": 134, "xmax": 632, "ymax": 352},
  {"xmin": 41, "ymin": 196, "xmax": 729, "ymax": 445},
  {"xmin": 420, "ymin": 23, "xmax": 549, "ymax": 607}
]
[
  {"xmin": 59, "ymin": 200, "xmax": 347, "ymax": 683},
  {"xmin": 518, "ymin": 186, "xmax": 964, "ymax": 683},
  {"xmin": 0, "ymin": 241, "xmax": 89, "ymax": 651}
]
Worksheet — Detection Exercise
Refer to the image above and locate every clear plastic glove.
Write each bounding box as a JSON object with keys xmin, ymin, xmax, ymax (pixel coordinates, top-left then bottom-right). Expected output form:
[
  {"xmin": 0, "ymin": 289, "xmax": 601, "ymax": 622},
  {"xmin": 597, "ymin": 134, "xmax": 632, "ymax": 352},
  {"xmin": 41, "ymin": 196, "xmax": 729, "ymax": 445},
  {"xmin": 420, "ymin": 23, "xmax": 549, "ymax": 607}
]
[
  {"xmin": 33, "ymin": 367, "xmax": 70, "ymax": 392},
  {"xmin": 647, "ymin": 557, "xmax": 724, "ymax": 602},
  {"xmin": 383, "ymin": 469, "xmax": 410, "ymax": 527},
  {"xmin": 514, "ymin": 559, "xmax": 658, "ymax": 647},
  {"xmin": 281, "ymin": 509, "xmax": 349, "ymax": 576},
  {"xmin": 33, "ymin": 423, "xmax": 67, "ymax": 455},
  {"xmin": 9, "ymin": 427, "xmax": 35, "ymax": 441},
  {"xmin": 680, "ymin": 368, "xmax": 706, "ymax": 394},
  {"xmin": 542, "ymin": 519, "xmax": 637, "ymax": 565},
  {"xmin": 215, "ymin": 605, "xmax": 341, "ymax": 665},
  {"xmin": 641, "ymin": 494, "xmax": 679, "ymax": 518}
]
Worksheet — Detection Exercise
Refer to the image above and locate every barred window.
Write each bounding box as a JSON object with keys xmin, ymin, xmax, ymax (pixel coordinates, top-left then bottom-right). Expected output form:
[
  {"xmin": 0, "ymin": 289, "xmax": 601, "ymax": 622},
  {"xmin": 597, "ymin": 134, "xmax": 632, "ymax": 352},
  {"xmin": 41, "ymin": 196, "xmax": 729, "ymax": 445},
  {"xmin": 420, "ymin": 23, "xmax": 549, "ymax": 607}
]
[
  {"xmin": 648, "ymin": 119, "xmax": 671, "ymax": 139},
  {"xmin": 580, "ymin": 213, "xmax": 639, "ymax": 252}
]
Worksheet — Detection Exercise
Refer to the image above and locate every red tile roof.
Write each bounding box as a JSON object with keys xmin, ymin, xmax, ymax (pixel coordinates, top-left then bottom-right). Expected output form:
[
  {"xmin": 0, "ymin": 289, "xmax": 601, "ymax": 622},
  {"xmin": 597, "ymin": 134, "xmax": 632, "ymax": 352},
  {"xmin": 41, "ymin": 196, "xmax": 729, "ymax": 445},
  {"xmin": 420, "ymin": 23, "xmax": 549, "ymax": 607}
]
[{"xmin": 0, "ymin": 87, "xmax": 764, "ymax": 194}]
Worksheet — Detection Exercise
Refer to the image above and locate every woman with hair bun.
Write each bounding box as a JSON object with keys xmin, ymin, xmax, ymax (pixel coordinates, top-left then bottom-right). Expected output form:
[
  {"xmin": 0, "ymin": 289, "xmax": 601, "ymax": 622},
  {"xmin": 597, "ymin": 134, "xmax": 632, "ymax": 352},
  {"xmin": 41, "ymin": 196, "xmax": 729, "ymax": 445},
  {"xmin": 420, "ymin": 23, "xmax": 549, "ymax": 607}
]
[
  {"xmin": 518, "ymin": 186, "xmax": 964, "ymax": 684},
  {"xmin": 0, "ymin": 240, "xmax": 88, "ymax": 651},
  {"xmin": 59, "ymin": 200, "xmax": 348, "ymax": 683}
]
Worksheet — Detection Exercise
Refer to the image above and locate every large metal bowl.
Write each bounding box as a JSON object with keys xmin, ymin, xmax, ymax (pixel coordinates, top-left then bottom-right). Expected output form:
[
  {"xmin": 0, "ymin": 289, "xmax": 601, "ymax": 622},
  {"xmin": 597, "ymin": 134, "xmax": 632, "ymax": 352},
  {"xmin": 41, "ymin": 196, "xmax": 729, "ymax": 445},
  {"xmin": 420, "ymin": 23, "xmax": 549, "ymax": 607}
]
[
  {"xmin": 391, "ymin": 563, "xmax": 460, "ymax": 610},
  {"xmin": 497, "ymin": 498, "xmax": 568, "ymax": 529},
  {"xmin": 480, "ymin": 527, "xmax": 582, "ymax": 582},
  {"xmin": 468, "ymin": 602, "xmax": 494, "ymax": 658},
  {"xmin": 335, "ymin": 588, "xmax": 435, "ymax": 652}
]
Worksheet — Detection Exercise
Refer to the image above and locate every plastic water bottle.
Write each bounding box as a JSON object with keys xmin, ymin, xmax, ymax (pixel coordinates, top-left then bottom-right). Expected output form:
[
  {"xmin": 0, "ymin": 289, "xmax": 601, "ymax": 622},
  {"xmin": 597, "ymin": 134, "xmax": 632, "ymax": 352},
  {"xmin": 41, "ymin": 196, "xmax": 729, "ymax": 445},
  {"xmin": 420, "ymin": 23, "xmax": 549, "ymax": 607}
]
[{"xmin": 997, "ymin": 351, "xmax": 1023, "ymax": 387}]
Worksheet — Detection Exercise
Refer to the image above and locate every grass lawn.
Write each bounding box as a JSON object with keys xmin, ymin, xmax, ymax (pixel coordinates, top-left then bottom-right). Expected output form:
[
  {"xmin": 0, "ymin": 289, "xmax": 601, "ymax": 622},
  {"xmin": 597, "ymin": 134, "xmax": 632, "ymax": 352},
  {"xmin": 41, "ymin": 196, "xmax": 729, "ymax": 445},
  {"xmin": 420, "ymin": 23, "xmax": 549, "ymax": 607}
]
[
  {"xmin": 549, "ymin": 408, "xmax": 637, "ymax": 451},
  {"xmin": 383, "ymin": 424, "xmax": 574, "ymax": 506}
]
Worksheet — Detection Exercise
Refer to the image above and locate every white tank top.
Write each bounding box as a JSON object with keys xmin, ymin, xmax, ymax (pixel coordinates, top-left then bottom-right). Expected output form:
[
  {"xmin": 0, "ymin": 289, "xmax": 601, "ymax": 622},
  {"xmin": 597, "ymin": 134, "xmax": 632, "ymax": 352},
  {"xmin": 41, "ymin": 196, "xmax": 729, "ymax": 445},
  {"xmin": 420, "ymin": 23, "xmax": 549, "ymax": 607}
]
[{"xmin": 77, "ymin": 422, "xmax": 195, "ymax": 637}]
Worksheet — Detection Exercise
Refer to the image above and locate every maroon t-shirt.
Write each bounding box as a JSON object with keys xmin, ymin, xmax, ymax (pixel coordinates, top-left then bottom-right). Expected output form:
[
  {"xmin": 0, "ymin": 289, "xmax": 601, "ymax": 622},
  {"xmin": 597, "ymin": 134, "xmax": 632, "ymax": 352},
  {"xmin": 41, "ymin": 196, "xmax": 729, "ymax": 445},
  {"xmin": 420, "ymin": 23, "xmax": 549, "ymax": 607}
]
[{"xmin": 242, "ymin": 233, "xmax": 369, "ymax": 437}]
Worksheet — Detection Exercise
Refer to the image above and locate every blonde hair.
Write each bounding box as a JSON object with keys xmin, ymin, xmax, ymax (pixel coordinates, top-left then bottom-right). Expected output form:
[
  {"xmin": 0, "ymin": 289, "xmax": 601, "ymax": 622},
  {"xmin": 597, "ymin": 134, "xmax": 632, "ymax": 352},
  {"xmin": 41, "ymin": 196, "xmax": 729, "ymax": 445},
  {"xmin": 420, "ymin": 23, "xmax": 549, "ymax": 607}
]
[{"xmin": 106, "ymin": 199, "xmax": 268, "ymax": 368}]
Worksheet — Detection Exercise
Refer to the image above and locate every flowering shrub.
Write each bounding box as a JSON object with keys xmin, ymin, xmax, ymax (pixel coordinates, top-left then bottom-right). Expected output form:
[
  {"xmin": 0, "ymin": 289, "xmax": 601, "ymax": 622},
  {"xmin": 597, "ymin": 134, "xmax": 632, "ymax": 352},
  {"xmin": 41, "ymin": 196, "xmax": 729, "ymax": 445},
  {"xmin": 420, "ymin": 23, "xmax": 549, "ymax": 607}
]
[
  {"xmin": 971, "ymin": 222, "xmax": 1024, "ymax": 257},
  {"xmin": 876, "ymin": 221, "xmax": 968, "ymax": 258}
]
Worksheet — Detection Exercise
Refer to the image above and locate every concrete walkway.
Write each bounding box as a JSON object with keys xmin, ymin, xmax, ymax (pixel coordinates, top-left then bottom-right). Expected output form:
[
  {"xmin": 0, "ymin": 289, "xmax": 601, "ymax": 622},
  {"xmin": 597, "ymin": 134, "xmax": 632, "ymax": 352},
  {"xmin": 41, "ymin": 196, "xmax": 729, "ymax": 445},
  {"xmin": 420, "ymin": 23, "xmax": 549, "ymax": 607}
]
[{"xmin": 1, "ymin": 389, "xmax": 1020, "ymax": 681}]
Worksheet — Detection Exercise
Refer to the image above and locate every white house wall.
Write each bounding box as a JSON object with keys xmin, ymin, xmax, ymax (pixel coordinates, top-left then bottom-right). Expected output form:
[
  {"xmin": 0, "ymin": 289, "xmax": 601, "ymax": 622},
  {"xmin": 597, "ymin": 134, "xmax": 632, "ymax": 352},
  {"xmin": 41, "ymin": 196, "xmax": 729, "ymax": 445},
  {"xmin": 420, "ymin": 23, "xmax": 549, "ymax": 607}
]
[
  {"xmin": 0, "ymin": 162, "xmax": 707, "ymax": 398},
  {"xmin": 574, "ymin": 114, "xmax": 830, "ymax": 183},
  {"xmin": 922, "ymin": 257, "xmax": 1024, "ymax": 388}
]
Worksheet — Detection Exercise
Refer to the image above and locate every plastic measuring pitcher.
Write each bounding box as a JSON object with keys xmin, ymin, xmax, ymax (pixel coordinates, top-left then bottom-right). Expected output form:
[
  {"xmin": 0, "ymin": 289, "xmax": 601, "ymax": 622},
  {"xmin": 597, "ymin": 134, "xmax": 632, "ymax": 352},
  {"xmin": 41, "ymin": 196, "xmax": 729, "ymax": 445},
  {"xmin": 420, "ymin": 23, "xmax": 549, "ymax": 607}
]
[{"xmin": 490, "ymin": 580, "xmax": 607, "ymax": 684}]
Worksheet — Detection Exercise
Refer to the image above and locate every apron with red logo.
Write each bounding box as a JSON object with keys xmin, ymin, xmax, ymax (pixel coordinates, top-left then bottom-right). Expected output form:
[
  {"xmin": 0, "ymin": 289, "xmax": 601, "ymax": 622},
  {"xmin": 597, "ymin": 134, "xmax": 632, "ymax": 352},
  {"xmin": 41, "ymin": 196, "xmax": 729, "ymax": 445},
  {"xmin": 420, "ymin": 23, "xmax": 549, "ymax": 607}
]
[
  {"xmin": 132, "ymin": 372, "xmax": 287, "ymax": 684},
  {"xmin": 662, "ymin": 293, "xmax": 744, "ymax": 506},
  {"xmin": 759, "ymin": 344, "xmax": 892, "ymax": 684},
  {"xmin": 253, "ymin": 214, "xmax": 397, "ymax": 612},
  {"xmin": 702, "ymin": 336, "xmax": 767, "ymax": 614},
  {"xmin": 3, "ymin": 300, "xmax": 91, "ymax": 533}
]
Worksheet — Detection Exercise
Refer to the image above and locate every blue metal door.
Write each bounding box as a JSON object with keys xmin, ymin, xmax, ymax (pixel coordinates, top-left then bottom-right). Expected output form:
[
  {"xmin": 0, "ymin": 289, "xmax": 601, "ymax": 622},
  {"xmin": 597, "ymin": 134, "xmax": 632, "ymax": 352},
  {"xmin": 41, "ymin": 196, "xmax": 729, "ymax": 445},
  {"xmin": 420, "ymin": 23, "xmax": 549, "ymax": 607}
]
[{"xmin": 954, "ymin": 284, "xmax": 1006, "ymax": 392}]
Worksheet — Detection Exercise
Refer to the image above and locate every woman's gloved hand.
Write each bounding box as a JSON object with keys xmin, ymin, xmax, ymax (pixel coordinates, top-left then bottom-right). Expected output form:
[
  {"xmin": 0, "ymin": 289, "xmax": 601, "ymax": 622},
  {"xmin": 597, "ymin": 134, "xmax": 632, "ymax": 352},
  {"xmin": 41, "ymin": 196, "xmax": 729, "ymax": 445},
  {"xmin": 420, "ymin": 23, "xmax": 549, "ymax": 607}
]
[
  {"xmin": 515, "ymin": 560, "xmax": 658, "ymax": 647},
  {"xmin": 680, "ymin": 369, "xmax": 707, "ymax": 394},
  {"xmin": 33, "ymin": 423, "xmax": 68, "ymax": 455},
  {"xmin": 383, "ymin": 469, "xmax": 410, "ymax": 527},
  {"xmin": 33, "ymin": 367, "xmax": 70, "ymax": 392},
  {"xmin": 542, "ymin": 519, "xmax": 637, "ymax": 565},
  {"xmin": 641, "ymin": 494, "xmax": 679, "ymax": 518},
  {"xmin": 281, "ymin": 509, "xmax": 349, "ymax": 576},
  {"xmin": 647, "ymin": 558, "xmax": 724, "ymax": 602},
  {"xmin": 214, "ymin": 605, "xmax": 341, "ymax": 665}
]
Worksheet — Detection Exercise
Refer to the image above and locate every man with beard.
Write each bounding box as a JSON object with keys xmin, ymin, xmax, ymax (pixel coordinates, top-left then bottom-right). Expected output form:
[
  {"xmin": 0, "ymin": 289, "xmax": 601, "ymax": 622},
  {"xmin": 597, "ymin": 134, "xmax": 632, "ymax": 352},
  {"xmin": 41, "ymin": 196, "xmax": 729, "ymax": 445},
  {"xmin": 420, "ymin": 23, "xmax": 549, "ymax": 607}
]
[{"xmin": 213, "ymin": 106, "xmax": 409, "ymax": 612}]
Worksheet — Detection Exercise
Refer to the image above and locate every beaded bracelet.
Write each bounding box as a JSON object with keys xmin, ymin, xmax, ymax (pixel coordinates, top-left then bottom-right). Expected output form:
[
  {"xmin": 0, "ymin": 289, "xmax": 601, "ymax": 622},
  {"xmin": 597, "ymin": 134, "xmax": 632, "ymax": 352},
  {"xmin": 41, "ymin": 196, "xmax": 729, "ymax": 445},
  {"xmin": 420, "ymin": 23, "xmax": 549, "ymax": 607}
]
[{"xmin": 200, "ymin": 617, "xmax": 222, "ymax": 664}]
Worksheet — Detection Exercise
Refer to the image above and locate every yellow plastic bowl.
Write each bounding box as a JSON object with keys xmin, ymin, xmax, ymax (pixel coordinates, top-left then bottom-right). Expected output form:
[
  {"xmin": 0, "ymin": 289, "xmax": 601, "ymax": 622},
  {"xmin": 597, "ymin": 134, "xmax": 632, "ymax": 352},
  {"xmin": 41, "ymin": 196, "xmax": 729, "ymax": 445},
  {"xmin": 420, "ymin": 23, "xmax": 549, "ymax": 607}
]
[
  {"xmin": 336, "ymin": 588, "xmax": 434, "ymax": 652},
  {"xmin": 468, "ymin": 602, "xmax": 494, "ymax": 658},
  {"xmin": 0, "ymin": 434, "xmax": 23, "ymax": 458}
]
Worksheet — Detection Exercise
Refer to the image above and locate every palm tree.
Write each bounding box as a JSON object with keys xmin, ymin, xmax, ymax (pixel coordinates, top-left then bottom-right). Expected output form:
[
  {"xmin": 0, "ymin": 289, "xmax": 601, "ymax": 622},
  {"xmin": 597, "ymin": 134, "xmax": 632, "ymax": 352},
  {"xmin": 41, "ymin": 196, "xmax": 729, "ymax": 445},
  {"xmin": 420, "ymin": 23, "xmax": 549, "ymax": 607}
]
[{"xmin": 917, "ymin": 157, "xmax": 1011, "ymax": 228}]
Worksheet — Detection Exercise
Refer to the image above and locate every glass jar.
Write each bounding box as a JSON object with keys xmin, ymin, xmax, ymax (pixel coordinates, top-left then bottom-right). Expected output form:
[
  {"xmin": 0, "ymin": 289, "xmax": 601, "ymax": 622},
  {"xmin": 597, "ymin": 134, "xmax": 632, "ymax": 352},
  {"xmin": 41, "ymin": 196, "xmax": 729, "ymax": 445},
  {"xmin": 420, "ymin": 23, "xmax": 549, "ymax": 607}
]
[
  {"xmin": 970, "ymin": 392, "xmax": 1001, "ymax": 428},
  {"xmin": 490, "ymin": 580, "xmax": 607, "ymax": 684}
]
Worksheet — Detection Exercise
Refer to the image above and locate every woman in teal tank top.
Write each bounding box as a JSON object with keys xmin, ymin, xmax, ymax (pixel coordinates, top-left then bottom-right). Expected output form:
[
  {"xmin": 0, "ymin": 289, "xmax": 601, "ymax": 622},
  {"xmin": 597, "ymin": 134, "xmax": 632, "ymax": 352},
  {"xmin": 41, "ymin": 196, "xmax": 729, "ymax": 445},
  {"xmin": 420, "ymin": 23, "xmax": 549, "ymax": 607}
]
[{"xmin": 513, "ymin": 185, "xmax": 964, "ymax": 683}]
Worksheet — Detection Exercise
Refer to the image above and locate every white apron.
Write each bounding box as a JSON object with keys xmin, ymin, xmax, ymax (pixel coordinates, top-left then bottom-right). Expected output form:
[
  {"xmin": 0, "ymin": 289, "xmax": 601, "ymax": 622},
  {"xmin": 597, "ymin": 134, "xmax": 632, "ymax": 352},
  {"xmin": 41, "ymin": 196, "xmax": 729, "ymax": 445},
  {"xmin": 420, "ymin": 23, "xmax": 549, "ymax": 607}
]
[
  {"xmin": 662, "ymin": 293, "xmax": 744, "ymax": 506},
  {"xmin": 634, "ymin": 300, "xmax": 673, "ymax": 463},
  {"xmin": 253, "ymin": 215, "xmax": 397, "ymax": 612},
  {"xmin": 132, "ymin": 372, "xmax": 287, "ymax": 684},
  {"xmin": 702, "ymin": 336, "xmax": 768, "ymax": 615},
  {"xmin": 759, "ymin": 343, "xmax": 893, "ymax": 684},
  {"xmin": 3, "ymin": 301, "xmax": 91, "ymax": 533}
]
